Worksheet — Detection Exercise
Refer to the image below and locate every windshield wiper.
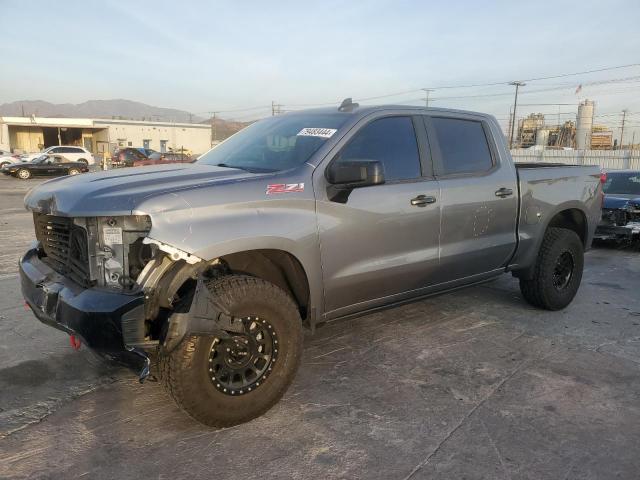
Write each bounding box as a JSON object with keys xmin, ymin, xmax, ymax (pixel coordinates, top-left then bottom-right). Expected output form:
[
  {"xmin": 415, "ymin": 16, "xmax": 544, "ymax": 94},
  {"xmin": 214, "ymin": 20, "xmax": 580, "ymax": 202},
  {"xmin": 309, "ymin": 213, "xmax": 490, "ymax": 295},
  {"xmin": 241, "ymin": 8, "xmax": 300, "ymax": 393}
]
[
  {"xmin": 216, "ymin": 163, "xmax": 246, "ymax": 170},
  {"xmin": 214, "ymin": 163, "xmax": 275, "ymax": 174}
]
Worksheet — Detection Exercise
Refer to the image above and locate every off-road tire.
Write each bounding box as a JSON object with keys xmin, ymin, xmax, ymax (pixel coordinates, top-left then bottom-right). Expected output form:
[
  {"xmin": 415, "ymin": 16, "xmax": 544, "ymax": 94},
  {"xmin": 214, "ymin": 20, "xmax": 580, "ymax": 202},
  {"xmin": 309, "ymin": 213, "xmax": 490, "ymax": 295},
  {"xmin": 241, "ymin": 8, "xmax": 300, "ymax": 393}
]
[
  {"xmin": 158, "ymin": 275, "xmax": 303, "ymax": 427},
  {"xmin": 17, "ymin": 168, "xmax": 31, "ymax": 180},
  {"xmin": 519, "ymin": 227, "xmax": 584, "ymax": 310}
]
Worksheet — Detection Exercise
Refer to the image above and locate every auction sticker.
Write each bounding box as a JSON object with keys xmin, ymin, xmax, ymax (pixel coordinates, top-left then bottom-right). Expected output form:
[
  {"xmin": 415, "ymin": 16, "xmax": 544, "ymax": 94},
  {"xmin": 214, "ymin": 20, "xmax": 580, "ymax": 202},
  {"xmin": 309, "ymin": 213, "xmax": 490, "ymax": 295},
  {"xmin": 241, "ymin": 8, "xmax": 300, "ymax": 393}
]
[
  {"xmin": 103, "ymin": 227, "xmax": 123, "ymax": 244},
  {"xmin": 297, "ymin": 127, "xmax": 337, "ymax": 138}
]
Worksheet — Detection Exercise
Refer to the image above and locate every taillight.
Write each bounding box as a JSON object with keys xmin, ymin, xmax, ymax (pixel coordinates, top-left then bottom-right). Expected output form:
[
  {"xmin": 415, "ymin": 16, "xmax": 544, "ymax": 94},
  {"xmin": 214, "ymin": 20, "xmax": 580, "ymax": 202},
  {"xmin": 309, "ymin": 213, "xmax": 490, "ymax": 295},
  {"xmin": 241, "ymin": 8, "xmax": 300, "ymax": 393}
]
[{"xmin": 600, "ymin": 171, "xmax": 607, "ymax": 184}]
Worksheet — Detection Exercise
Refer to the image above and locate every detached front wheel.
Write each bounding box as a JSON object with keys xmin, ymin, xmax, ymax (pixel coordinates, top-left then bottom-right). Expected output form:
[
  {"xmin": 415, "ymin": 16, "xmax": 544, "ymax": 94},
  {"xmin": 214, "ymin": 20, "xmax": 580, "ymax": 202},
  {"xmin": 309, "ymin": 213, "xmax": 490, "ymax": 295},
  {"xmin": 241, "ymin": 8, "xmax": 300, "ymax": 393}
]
[
  {"xmin": 159, "ymin": 275, "xmax": 303, "ymax": 427},
  {"xmin": 519, "ymin": 227, "xmax": 584, "ymax": 310}
]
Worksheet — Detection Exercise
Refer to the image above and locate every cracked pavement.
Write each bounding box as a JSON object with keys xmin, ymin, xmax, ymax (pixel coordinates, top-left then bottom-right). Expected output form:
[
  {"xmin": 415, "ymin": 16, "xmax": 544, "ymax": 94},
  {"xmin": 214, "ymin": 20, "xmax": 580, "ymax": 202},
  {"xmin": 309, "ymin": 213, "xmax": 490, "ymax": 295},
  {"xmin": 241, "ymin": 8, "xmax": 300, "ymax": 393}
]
[{"xmin": 1, "ymin": 175, "xmax": 639, "ymax": 479}]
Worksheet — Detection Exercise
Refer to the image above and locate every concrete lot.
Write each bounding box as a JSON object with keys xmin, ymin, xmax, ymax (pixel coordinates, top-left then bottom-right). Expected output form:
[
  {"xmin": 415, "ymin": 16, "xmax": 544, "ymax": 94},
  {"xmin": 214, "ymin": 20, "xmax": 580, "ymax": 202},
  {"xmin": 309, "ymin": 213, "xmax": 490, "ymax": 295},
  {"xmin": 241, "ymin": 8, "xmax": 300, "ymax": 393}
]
[{"xmin": 0, "ymin": 174, "xmax": 639, "ymax": 479}]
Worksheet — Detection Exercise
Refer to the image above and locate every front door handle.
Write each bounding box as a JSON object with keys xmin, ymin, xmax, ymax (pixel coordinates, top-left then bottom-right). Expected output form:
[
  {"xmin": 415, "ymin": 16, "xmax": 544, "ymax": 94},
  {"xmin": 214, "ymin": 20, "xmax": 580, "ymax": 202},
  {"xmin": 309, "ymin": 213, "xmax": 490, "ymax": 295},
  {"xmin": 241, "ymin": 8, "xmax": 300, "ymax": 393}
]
[
  {"xmin": 495, "ymin": 187, "xmax": 513, "ymax": 198},
  {"xmin": 411, "ymin": 195, "xmax": 436, "ymax": 207}
]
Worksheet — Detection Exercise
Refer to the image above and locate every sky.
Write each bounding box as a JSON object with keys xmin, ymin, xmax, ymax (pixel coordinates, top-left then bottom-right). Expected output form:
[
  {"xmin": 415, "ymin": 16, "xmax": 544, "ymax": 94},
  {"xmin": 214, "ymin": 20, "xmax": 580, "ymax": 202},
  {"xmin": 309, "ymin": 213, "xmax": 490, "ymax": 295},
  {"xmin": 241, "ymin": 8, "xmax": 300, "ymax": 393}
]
[{"xmin": 2, "ymin": 0, "xmax": 640, "ymax": 141}]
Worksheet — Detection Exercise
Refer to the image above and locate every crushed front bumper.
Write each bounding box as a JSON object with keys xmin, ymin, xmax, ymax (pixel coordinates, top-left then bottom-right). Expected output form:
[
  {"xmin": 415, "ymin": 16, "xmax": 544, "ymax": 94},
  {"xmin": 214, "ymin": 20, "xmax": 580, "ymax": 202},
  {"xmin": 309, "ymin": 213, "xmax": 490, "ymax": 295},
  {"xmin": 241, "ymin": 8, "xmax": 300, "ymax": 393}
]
[
  {"xmin": 594, "ymin": 222, "xmax": 640, "ymax": 241},
  {"xmin": 20, "ymin": 247, "xmax": 150, "ymax": 378}
]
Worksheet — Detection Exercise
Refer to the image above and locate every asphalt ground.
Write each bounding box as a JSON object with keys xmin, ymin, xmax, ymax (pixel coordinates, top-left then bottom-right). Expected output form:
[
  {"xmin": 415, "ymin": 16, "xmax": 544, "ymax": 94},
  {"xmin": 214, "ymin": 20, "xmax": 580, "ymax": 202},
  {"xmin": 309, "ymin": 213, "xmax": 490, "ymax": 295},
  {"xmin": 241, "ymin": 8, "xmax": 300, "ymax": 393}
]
[{"xmin": 0, "ymin": 173, "xmax": 639, "ymax": 479}]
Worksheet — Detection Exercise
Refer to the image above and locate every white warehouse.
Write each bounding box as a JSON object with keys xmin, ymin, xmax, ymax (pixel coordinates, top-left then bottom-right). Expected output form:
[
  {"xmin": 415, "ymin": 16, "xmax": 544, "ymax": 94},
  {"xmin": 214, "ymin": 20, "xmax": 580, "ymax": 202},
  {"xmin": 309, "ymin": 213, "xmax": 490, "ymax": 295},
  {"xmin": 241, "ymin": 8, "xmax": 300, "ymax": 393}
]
[{"xmin": 0, "ymin": 116, "xmax": 212, "ymax": 157}]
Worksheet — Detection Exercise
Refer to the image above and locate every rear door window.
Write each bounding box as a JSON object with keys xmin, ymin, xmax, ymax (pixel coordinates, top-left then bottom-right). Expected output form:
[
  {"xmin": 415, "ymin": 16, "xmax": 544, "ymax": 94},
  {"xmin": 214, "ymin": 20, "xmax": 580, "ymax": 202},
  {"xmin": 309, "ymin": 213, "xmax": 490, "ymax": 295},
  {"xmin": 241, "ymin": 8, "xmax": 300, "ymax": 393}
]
[
  {"xmin": 336, "ymin": 116, "xmax": 421, "ymax": 182},
  {"xmin": 429, "ymin": 117, "xmax": 493, "ymax": 175}
]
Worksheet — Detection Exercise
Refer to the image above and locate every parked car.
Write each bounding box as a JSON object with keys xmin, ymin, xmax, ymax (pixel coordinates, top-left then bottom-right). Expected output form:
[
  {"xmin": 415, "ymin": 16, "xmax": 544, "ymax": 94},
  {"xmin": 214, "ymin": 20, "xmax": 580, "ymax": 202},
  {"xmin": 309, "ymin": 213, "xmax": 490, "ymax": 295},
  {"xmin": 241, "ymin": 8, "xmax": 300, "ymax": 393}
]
[
  {"xmin": 168, "ymin": 147, "xmax": 193, "ymax": 156},
  {"xmin": 1, "ymin": 154, "xmax": 89, "ymax": 179},
  {"xmin": 111, "ymin": 147, "xmax": 148, "ymax": 167},
  {"xmin": 22, "ymin": 146, "xmax": 95, "ymax": 165},
  {"xmin": 20, "ymin": 102, "xmax": 602, "ymax": 427},
  {"xmin": 594, "ymin": 170, "xmax": 640, "ymax": 241},
  {"xmin": 132, "ymin": 151, "xmax": 192, "ymax": 166},
  {"xmin": 137, "ymin": 147, "xmax": 158, "ymax": 157},
  {"xmin": 0, "ymin": 153, "xmax": 27, "ymax": 168}
]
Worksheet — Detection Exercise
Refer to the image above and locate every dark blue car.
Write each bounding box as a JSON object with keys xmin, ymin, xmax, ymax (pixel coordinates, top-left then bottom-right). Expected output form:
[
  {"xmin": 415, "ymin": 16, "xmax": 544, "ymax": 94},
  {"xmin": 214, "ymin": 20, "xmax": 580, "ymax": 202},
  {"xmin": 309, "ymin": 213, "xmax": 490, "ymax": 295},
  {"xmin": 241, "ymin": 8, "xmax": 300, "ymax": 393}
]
[{"xmin": 595, "ymin": 170, "xmax": 640, "ymax": 241}]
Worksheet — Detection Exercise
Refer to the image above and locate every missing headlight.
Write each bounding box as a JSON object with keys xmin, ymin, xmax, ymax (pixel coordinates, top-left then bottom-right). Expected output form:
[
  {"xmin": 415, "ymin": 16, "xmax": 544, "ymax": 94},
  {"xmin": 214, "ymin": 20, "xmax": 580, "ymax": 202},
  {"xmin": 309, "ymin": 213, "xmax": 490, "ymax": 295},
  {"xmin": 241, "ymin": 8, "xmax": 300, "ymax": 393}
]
[{"xmin": 94, "ymin": 215, "xmax": 152, "ymax": 289}]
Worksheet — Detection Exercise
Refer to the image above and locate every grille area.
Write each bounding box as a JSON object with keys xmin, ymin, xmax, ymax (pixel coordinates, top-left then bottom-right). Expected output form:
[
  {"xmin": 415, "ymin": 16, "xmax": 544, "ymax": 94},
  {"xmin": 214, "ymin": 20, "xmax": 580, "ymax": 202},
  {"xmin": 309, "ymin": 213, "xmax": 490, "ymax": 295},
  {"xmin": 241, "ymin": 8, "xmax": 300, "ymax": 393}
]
[
  {"xmin": 601, "ymin": 208, "xmax": 628, "ymax": 226},
  {"xmin": 34, "ymin": 214, "xmax": 92, "ymax": 286}
]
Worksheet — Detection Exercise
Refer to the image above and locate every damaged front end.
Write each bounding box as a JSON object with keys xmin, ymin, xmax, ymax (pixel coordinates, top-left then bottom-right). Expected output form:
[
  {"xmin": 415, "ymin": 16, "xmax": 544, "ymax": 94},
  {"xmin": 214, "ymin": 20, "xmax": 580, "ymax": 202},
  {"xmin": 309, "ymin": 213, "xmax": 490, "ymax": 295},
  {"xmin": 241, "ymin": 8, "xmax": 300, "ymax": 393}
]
[
  {"xmin": 595, "ymin": 200, "xmax": 640, "ymax": 242},
  {"xmin": 21, "ymin": 212, "xmax": 231, "ymax": 381}
]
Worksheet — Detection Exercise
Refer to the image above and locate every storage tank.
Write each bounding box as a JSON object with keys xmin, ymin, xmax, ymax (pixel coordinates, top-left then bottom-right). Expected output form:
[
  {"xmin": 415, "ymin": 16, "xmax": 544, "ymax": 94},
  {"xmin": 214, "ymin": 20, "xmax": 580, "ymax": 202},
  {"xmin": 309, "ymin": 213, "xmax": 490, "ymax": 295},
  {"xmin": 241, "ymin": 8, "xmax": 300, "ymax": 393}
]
[
  {"xmin": 535, "ymin": 128, "xmax": 550, "ymax": 146},
  {"xmin": 576, "ymin": 99, "xmax": 594, "ymax": 150}
]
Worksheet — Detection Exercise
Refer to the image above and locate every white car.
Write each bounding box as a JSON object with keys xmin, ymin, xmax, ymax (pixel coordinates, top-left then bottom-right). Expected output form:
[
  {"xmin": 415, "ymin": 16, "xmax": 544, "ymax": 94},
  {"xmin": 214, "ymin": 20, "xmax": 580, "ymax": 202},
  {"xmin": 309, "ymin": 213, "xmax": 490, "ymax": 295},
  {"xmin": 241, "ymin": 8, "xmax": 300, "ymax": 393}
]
[
  {"xmin": 22, "ymin": 146, "xmax": 95, "ymax": 165},
  {"xmin": 0, "ymin": 152, "xmax": 28, "ymax": 168}
]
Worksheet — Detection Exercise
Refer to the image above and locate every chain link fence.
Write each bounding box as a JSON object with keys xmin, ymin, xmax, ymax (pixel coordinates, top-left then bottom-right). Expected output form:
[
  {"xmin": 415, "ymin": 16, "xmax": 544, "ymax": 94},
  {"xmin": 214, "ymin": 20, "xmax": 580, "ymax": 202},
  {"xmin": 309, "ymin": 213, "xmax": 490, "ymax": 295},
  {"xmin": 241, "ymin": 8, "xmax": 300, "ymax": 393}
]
[{"xmin": 510, "ymin": 149, "xmax": 640, "ymax": 170}]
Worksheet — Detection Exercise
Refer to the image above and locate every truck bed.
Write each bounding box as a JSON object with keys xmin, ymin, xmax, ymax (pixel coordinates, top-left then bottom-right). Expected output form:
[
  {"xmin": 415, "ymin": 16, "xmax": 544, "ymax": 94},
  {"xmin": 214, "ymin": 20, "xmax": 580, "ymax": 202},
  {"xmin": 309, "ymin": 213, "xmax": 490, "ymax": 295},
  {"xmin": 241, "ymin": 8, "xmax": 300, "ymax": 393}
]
[{"xmin": 509, "ymin": 163, "xmax": 602, "ymax": 271}]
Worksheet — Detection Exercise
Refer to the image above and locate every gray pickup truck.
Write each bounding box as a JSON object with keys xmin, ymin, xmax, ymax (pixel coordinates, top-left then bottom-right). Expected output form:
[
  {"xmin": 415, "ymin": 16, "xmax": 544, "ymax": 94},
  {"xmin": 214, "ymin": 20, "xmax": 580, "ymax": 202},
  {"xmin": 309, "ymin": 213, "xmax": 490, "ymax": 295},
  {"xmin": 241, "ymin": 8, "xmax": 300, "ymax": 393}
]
[{"xmin": 20, "ymin": 101, "xmax": 602, "ymax": 427}]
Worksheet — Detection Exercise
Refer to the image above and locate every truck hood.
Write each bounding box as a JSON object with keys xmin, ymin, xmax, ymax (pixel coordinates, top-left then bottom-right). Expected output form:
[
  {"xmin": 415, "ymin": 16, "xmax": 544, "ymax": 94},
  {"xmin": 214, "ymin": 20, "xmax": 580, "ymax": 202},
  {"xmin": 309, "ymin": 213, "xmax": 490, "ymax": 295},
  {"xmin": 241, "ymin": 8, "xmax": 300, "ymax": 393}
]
[
  {"xmin": 603, "ymin": 194, "xmax": 640, "ymax": 210},
  {"xmin": 24, "ymin": 163, "xmax": 263, "ymax": 216}
]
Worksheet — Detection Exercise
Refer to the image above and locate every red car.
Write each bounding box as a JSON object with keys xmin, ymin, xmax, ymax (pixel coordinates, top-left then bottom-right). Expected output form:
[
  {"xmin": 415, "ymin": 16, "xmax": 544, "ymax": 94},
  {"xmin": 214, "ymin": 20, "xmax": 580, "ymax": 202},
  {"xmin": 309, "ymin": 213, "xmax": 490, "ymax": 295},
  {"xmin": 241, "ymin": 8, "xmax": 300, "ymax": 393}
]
[
  {"xmin": 132, "ymin": 152, "xmax": 193, "ymax": 167},
  {"xmin": 111, "ymin": 148, "xmax": 147, "ymax": 167}
]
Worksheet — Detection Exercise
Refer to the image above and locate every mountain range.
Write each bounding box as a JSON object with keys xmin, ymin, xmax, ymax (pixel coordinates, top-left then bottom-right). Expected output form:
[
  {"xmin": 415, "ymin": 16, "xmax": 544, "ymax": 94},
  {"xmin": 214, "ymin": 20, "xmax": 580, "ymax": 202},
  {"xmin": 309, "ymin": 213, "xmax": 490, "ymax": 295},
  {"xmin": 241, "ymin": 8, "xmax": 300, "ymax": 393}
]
[
  {"xmin": 0, "ymin": 99, "xmax": 251, "ymax": 139},
  {"xmin": 0, "ymin": 99, "xmax": 207, "ymax": 123}
]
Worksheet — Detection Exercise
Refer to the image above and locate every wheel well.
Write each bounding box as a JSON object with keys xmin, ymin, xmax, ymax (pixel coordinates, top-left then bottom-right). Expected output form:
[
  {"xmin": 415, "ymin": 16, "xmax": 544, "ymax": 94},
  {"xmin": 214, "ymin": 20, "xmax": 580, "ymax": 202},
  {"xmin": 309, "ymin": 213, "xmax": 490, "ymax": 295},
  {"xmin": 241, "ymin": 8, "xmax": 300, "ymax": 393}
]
[
  {"xmin": 547, "ymin": 208, "xmax": 588, "ymax": 248},
  {"xmin": 220, "ymin": 249, "xmax": 310, "ymax": 321}
]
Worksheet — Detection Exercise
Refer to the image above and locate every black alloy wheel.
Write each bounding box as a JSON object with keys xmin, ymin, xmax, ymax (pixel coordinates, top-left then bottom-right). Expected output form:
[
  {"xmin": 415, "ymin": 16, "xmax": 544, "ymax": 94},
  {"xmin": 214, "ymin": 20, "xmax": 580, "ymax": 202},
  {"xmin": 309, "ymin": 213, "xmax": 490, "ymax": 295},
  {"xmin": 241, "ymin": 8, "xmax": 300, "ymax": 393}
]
[
  {"xmin": 552, "ymin": 251, "xmax": 574, "ymax": 290},
  {"xmin": 208, "ymin": 316, "xmax": 278, "ymax": 395}
]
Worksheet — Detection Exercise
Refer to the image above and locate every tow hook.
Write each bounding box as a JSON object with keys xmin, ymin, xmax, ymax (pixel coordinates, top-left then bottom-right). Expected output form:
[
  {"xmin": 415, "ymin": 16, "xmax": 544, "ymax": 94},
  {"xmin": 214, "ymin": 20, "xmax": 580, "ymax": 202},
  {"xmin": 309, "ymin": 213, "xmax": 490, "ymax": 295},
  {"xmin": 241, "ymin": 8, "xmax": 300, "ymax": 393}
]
[
  {"xmin": 69, "ymin": 335, "xmax": 82, "ymax": 350},
  {"xmin": 127, "ymin": 347, "xmax": 152, "ymax": 383}
]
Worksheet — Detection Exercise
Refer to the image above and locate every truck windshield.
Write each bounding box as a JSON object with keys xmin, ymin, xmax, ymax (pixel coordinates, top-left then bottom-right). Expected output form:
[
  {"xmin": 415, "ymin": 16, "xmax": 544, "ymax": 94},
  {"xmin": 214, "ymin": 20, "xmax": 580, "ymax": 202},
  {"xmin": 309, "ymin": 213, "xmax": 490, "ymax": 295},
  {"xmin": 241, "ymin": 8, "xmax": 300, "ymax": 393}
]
[
  {"xmin": 603, "ymin": 172, "xmax": 640, "ymax": 195},
  {"xmin": 197, "ymin": 113, "xmax": 349, "ymax": 172}
]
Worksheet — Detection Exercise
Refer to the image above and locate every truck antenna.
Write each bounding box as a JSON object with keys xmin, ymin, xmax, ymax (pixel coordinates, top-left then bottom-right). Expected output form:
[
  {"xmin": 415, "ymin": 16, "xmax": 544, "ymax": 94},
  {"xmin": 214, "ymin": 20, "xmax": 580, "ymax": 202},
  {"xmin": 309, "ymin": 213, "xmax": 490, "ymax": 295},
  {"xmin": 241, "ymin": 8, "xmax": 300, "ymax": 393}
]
[{"xmin": 338, "ymin": 98, "xmax": 359, "ymax": 112}]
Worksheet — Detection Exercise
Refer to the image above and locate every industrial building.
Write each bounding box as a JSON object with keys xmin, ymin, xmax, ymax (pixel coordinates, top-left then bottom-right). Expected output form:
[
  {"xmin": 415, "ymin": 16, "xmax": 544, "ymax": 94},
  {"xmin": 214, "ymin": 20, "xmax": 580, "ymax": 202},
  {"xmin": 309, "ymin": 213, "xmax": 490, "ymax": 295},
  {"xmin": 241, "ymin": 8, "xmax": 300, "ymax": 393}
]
[
  {"xmin": 515, "ymin": 99, "xmax": 613, "ymax": 150},
  {"xmin": 0, "ymin": 116, "xmax": 212, "ymax": 157}
]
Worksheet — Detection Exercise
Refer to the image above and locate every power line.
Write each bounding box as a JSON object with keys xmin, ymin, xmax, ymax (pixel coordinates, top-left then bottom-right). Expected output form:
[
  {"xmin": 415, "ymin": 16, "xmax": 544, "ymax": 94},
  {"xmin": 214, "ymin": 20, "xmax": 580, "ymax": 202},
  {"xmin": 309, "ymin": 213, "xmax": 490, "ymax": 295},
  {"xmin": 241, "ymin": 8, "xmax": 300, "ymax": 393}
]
[
  {"xmin": 284, "ymin": 62, "xmax": 640, "ymax": 107},
  {"xmin": 194, "ymin": 63, "xmax": 640, "ymax": 118}
]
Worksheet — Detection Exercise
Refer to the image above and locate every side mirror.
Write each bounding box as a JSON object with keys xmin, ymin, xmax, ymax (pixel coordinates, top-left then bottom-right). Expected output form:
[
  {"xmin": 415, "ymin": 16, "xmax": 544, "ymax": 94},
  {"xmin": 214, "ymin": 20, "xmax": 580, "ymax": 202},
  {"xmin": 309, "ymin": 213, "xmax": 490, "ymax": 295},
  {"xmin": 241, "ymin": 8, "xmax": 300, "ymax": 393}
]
[{"xmin": 326, "ymin": 160, "xmax": 385, "ymax": 189}]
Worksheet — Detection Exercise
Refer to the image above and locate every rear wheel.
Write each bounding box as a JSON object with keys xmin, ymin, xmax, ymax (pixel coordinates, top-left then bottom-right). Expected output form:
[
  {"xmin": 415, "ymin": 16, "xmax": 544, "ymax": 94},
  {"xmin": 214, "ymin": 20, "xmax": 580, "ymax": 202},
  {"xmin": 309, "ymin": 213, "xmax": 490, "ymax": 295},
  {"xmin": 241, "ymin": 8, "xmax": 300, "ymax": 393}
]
[
  {"xmin": 17, "ymin": 168, "xmax": 31, "ymax": 180},
  {"xmin": 519, "ymin": 227, "xmax": 584, "ymax": 310},
  {"xmin": 0, "ymin": 161, "xmax": 10, "ymax": 168},
  {"xmin": 68, "ymin": 168, "xmax": 80, "ymax": 176},
  {"xmin": 78, "ymin": 158, "xmax": 88, "ymax": 165},
  {"xmin": 159, "ymin": 275, "xmax": 303, "ymax": 427}
]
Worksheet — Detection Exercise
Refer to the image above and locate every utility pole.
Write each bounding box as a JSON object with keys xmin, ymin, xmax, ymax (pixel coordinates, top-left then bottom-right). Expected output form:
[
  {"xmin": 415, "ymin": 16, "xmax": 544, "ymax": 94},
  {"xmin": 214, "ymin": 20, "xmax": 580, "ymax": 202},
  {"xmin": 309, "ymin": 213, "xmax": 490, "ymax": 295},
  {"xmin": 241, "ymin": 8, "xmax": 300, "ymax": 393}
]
[
  {"xmin": 209, "ymin": 111, "xmax": 219, "ymax": 146},
  {"xmin": 271, "ymin": 101, "xmax": 283, "ymax": 116},
  {"xmin": 421, "ymin": 88, "xmax": 434, "ymax": 107},
  {"xmin": 619, "ymin": 109, "xmax": 628, "ymax": 150},
  {"xmin": 506, "ymin": 105, "xmax": 513, "ymax": 139},
  {"xmin": 509, "ymin": 81, "xmax": 526, "ymax": 149}
]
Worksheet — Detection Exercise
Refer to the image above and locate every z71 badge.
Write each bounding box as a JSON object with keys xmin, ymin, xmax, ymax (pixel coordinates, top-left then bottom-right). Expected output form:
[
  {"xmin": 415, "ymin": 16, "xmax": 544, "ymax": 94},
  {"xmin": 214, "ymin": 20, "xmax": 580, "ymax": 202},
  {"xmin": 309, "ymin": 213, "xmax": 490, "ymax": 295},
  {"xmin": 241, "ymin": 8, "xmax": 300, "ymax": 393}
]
[{"xmin": 266, "ymin": 183, "xmax": 305, "ymax": 194}]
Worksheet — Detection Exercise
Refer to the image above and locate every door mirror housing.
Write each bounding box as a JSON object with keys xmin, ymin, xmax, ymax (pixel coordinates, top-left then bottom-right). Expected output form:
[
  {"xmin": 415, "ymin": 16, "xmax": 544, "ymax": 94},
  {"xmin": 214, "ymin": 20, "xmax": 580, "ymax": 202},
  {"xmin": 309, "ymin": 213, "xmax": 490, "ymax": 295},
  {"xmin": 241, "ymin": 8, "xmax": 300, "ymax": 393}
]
[{"xmin": 326, "ymin": 160, "xmax": 385, "ymax": 189}]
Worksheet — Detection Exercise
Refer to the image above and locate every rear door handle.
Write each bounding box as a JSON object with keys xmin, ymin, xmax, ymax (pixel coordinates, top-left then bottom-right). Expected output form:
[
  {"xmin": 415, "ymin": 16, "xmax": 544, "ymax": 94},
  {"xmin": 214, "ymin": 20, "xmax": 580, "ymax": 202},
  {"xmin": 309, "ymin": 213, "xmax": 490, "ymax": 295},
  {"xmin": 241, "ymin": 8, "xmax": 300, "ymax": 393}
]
[
  {"xmin": 410, "ymin": 195, "xmax": 436, "ymax": 207},
  {"xmin": 495, "ymin": 188, "xmax": 513, "ymax": 198}
]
